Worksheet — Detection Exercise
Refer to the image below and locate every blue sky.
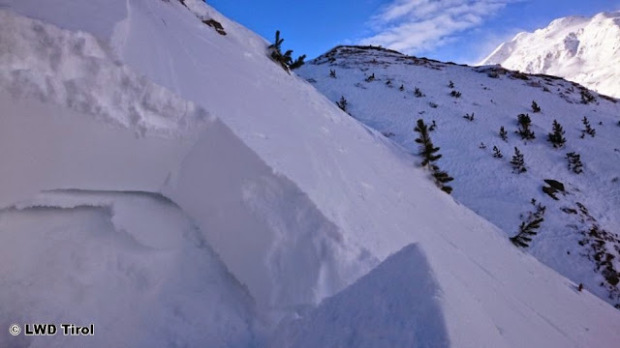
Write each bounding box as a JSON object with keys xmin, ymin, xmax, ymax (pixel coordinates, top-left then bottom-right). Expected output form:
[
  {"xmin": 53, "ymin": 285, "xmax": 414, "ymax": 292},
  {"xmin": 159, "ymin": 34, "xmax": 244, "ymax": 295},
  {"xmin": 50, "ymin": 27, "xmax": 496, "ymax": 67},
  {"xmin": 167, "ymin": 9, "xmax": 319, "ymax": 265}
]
[{"xmin": 207, "ymin": 0, "xmax": 620, "ymax": 64}]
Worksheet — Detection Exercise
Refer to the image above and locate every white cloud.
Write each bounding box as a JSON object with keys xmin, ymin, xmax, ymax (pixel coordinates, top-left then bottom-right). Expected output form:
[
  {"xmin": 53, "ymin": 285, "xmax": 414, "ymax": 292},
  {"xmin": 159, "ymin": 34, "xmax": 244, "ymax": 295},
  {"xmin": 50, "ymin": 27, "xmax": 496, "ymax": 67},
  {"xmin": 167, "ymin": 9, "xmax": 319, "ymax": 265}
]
[{"xmin": 360, "ymin": 0, "xmax": 520, "ymax": 55}]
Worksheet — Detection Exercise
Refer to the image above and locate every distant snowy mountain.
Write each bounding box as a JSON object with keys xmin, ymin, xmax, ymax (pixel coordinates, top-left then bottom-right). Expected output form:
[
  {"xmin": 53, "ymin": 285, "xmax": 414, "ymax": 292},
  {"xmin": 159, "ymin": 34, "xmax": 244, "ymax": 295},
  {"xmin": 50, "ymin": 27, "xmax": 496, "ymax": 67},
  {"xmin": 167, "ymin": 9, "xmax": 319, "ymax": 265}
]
[
  {"xmin": 2, "ymin": 0, "xmax": 620, "ymax": 347},
  {"xmin": 480, "ymin": 12, "xmax": 620, "ymax": 98}
]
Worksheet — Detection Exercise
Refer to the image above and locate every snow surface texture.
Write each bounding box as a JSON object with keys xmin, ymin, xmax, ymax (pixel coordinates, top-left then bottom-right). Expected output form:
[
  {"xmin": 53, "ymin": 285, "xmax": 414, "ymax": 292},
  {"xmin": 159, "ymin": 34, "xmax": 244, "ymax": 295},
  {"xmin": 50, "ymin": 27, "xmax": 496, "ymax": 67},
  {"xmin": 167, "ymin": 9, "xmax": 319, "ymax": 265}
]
[
  {"xmin": 298, "ymin": 45, "xmax": 620, "ymax": 309},
  {"xmin": 2, "ymin": 0, "xmax": 620, "ymax": 346},
  {"xmin": 481, "ymin": 12, "xmax": 620, "ymax": 98}
]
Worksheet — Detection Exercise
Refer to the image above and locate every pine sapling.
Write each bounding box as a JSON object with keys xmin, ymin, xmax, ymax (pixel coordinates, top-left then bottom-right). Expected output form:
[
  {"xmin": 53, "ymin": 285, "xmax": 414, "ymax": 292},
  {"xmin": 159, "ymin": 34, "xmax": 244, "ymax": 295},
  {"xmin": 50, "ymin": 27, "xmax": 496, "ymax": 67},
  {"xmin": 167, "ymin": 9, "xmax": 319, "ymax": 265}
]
[
  {"xmin": 493, "ymin": 146, "xmax": 503, "ymax": 158},
  {"xmin": 365, "ymin": 73, "xmax": 375, "ymax": 82},
  {"xmin": 268, "ymin": 30, "xmax": 306, "ymax": 71},
  {"xmin": 414, "ymin": 87, "xmax": 424, "ymax": 97},
  {"xmin": 580, "ymin": 89, "xmax": 596, "ymax": 104},
  {"xmin": 510, "ymin": 147, "xmax": 527, "ymax": 173},
  {"xmin": 450, "ymin": 90, "xmax": 462, "ymax": 98},
  {"xmin": 510, "ymin": 199, "xmax": 546, "ymax": 248},
  {"xmin": 431, "ymin": 164, "xmax": 454, "ymax": 194},
  {"xmin": 336, "ymin": 96, "xmax": 348, "ymax": 112},
  {"xmin": 547, "ymin": 119, "xmax": 566, "ymax": 148},
  {"xmin": 399, "ymin": 84, "xmax": 405, "ymax": 91},
  {"xmin": 329, "ymin": 69, "xmax": 337, "ymax": 78},
  {"xmin": 581, "ymin": 116, "xmax": 596, "ymax": 138},
  {"xmin": 499, "ymin": 126, "xmax": 508, "ymax": 141},
  {"xmin": 531, "ymin": 100, "xmax": 541, "ymax": 113},
  {"xmin": 566, "ymin": 152, "xmax": 584, "ymax": 174},
  {"xmin": 516, "ymin": 113, "xmax": 535, "ymax": 141},
  {"xmin": 414, "ymin": 119, "xmax": 454, "ymax": 194},
  {"xmin": 414, "ymin": 119, "xmax": 441, "ymax": 166}
]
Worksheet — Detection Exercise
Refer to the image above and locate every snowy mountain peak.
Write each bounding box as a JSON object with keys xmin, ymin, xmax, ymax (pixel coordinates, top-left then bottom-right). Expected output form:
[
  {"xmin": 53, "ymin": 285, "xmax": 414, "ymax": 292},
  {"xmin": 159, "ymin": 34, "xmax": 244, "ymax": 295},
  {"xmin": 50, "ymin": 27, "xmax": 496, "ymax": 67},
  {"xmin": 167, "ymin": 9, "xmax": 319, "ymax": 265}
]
[{"xmin": 481, "ymin": 11, "xmax": 620, "ymax": 98}]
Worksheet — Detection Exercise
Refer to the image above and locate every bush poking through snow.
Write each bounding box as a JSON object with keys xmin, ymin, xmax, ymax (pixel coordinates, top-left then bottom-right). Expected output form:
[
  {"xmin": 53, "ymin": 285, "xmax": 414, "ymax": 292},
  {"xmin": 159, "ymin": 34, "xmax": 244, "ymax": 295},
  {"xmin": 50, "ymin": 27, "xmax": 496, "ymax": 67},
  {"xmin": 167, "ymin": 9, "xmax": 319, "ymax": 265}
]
[
  {"xmin": 414, "ymin": 87, "xmax": 424, "ymax": 97},
  {"xmin": 202, "ymin": 19, "xmax": 226, "ymax": 35},
  {"xmin": 450, "ymin": 90, "xmax": 462, "ymax": 98},
  {"xmin": 493, "ymin": 146, "xmax": 503, "ymax": 158},
  {"xmin": 336, "ymin": 96, "xmax": 348, "ymax": 113},
  {"xmin": 510, "ymin": 147, "xmax": 527, "ymax": 173},
  {"xmin": 365, "ymin": 73, "xmax": 375, "ymax": 82},
  {"xmin": 547, "ymin": 120, "xmax": 566, "ymax": 148},
  {"xmin": 516, "ymin": 113, "xmax": 535, "ymax": 141},
  {"xmin": 581, "ymin": 89, "xmax": 596, "ymax": 104},
  {"xmin": 566, "ymin": 152, "xmax": 584, "ymax": 174},
  {"xmin": 329, "ymin": 69, "xmax": 336, "ymax": 78},
  {"xmin": 532, "ymin": 100, "xmax": 541, "ymax": 113},
  {"xmin": 429, "ymin": 120, "xmax": 437, "ymax": 132},
  {"xmin": 268, "ymin": 30, "xmax": 306, "ymax": 72},
  {"xmin": 581, "ymin": 116, "xmax": 596, "ymax": 138},
  {"xmin": 510, "ymin": 199, "xmax": 546, "ymax": 248},
  {"xmin": 463, "ymin": 113, "xmax": 475, "ymax": 121},
  {"xmin": 499, "ymin": 126, "xmax": 508, "ymax": 141},
  {"xmin": 414, "ymin": 119, "xmax": 454, "ymax": 194}
]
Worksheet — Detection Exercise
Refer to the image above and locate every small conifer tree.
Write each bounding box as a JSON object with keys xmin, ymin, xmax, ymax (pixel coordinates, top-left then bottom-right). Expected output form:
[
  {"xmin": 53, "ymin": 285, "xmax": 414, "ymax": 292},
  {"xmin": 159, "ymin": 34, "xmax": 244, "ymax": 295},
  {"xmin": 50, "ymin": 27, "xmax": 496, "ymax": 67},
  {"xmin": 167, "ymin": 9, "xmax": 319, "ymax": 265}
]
[
  {"xmin": 493, "ymin": 146, "xmax": 503, "ymax": 158},
  {"xmin": 399, "ymin": 84, "xmax": 405, "ymax": 91},
  {"xmin": 448, "ymin": 80, "xmax": 455, "ymax": 88},
  {"xmin": 414, "ymin": 87, "xmax": 424, "ymax": 98},
  {"xmin": 516, "ymin": 113, "xmax": 535, "ymax": 141},
  {"xmin": 336, "ymin": 96, "xmax": 348, "ymax": 112},
  {"xmin": 581, "ymin": 116, "xmax": 596, "ymax": 138},
  {"xmin": 547, "ymin": 120, "xmax": 566, "ymax": 148},
  {"xmin": 450, "ymin": 90, "xmax": 462, "ymax": 98},
  {"xmin": 463, "ymin": 113, "xmax": 475, "ymax": 121},
  {"xmin": 499, "ymin": 126, "xmax": 508, "ymax": 141},
  {"xmin": 431, "ymin": 165, "xmax": 454, "ymax": 194},
  {"xmin": 414, "ymin": 119, "xmax": 453, "ymax": 194},
  {"xmin": 329, "ymin": 69, "xmax": 336, "ymax": 78},
  {"xmin": 510, "ymin": 199, "xmax": 546, "ymax": 248},
  {"xmin": 268, "ymin": 30, "xmax": 305, "ymax": 71},
  {"xmin": 365, "ymin": 73, "xmax": 375, "ymax": 82},
  {"xmin": 580, "ymin": 89, "xmax": 596, "ymax": 104},
  {"xmin": 531, "ymin": 100, "xmax": 541, "ymax": 113},
  {"xmin": 415, "ymin": 119, "xmax": 441, "ymax": 166},
  {"xmin": 510, "ymin": 147, "xmax": 527, "ymax": 173},
  {"xmin": 566, "ymin": 152, "xmax": 583, "ymax": 174}
]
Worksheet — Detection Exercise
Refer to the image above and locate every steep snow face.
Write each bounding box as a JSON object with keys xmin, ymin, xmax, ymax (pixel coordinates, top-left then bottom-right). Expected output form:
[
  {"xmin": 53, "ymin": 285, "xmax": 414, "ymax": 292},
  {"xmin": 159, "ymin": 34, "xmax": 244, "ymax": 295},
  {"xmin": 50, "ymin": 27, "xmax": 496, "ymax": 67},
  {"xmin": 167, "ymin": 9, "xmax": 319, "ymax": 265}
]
[
  {"xmin": 298, "ymin": 45, "xmax": 620, "ymax": 310},
  {"xmin": 0, "ymin": 8, "xmax": 373, "ymax": 329},
  {"xmin": 2, "ymin": 1, "xmax": 620, "ymax": 347},
  {"xmin": 271, "ymin": 244, "xmax": 450, "ymax": 348},
  {"xmin": 481, "ymin": 12, "xmax": 620, "ymax": 98}
]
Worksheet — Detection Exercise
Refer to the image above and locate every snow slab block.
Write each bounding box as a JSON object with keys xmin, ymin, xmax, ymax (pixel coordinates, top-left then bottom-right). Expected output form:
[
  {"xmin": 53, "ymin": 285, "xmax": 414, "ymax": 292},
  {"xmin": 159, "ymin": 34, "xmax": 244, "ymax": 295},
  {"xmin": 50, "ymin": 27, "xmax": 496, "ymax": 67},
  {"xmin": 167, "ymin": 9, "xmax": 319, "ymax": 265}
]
[{"xmin": 270, "ymin": 243, "xmax": 450, "ymax": 348}]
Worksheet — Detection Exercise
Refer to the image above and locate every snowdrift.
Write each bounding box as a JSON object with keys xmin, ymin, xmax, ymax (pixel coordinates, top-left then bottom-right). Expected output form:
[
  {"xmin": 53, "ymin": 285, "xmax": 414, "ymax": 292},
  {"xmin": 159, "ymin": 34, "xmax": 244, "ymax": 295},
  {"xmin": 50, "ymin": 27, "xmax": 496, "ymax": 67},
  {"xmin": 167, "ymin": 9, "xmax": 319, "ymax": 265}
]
[{"xmin": 1, "ymin": 0, "xmax": 620, "ymax": 347}]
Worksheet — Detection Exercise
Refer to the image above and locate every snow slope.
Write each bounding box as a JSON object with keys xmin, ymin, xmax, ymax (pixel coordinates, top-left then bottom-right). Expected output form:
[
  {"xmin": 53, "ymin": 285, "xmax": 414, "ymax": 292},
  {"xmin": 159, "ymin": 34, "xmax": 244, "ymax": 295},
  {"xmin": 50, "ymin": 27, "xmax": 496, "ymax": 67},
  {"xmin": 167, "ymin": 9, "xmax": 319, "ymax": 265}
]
[
  {"xmin": 1, "ymin": 0, "xmax": 620, "ymax": 346},
  {"xmin": 298, "ymin": 45, "xmax": 620, "ymax": 309},
  {"xmin": 480, "ymin": 12, "xmax": 620, "ymax": 98}
]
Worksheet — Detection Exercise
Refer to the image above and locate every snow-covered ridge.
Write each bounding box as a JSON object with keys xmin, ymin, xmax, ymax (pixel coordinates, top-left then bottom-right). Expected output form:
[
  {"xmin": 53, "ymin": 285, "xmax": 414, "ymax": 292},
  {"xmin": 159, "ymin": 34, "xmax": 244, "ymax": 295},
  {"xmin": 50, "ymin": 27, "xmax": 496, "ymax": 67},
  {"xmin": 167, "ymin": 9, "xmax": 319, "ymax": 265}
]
[
  {"xmin": 480, "ymin": 11, "xmax": 620, "ymax": 98},
  {"xmin": 299, "ymin": 44, "xmax": 620, "ymax": 309}
]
